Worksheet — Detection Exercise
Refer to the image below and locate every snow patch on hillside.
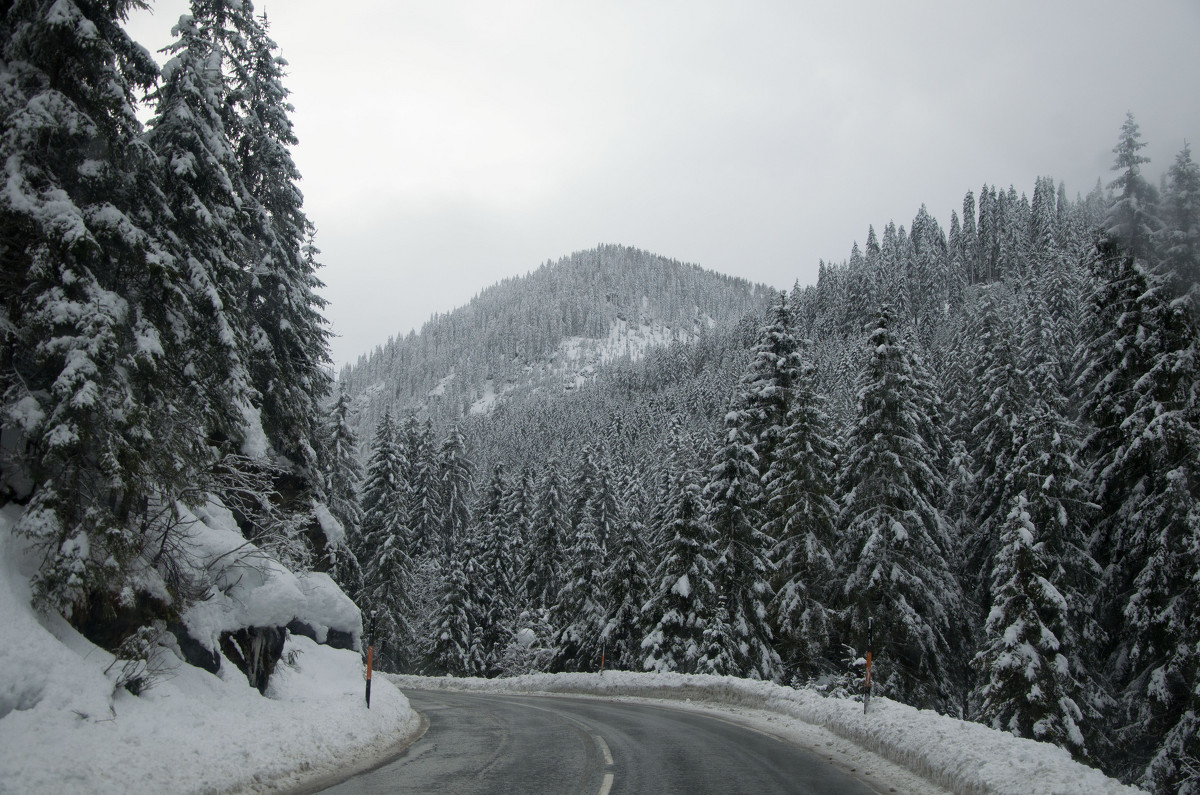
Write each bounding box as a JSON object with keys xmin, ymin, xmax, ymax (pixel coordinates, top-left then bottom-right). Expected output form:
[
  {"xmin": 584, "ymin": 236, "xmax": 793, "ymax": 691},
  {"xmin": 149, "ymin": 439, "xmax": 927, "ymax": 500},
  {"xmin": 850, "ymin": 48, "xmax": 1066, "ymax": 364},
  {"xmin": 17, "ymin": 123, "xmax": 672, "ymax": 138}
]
[
  {"xmin": 388, "ymin": 671, "xmax": 1143, "ymax": 795},
  {"xmin": 428, "ymin": 371, "xmax": 454, "ymax": 397},
  {"xmin": 0, "ymin": 505, "xmax": 418, "ymax": 794},
  {"xmin": 554, "ymin": 316, "xmax": 694, "ymax": 392},
  {"xmin": 471, "ymin": 379, "xmax": 497, "ymax": 414},
  {"xmin": 462, "ymin": 316, "xmax": 701, "ymax": 415}
]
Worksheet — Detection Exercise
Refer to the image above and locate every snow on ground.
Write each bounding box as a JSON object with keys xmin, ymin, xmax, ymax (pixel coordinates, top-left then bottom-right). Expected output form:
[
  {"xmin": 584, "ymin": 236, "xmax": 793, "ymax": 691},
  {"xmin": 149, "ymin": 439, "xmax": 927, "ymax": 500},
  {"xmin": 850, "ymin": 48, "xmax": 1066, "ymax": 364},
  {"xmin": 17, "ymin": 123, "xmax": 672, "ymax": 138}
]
[
  {"xmin": 388, "ymin": 671, "xmax": 1144, "ymax": 795},
  {"xmin": 0, "ymin": 505, "xmax": 418, "ymax": 795}
]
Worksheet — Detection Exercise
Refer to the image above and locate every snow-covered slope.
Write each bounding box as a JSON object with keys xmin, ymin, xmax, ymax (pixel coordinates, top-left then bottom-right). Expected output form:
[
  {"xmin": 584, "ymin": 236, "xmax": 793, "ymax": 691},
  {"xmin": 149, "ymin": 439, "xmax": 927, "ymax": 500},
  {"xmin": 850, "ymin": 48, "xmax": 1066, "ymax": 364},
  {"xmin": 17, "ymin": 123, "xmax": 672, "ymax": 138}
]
[
  {"xmin": 389, "ymin": 671, "xmax": 1144, "ymax": 795},
  {"xmin": 552, "ymin": 315, "xmax": 698, "ymax": 392},
  {"xmin": 0, "ymin": 505, "xmax": 418, "ymax": 794}
]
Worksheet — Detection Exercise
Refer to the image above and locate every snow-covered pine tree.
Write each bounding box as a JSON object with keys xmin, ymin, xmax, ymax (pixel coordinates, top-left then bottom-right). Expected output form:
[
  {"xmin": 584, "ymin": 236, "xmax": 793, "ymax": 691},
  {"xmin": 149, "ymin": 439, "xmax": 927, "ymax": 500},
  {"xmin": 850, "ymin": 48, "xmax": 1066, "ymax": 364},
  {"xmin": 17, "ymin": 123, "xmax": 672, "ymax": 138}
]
[
  {"xmin": 587, "ymin": 460, "xmax": 622, "ymax": 560},
  {"xmin": 567, "ymin": 449, "xmax": 599, "ymax": 541},
  {"xmin": 702, "ymin": 403, "xmax": 779, "ymax": 681},
  {"xmin": 838, "ymin": 306, "xmax": 967, "ymax": 712},
  {"xmin": 472, "ymin": 464, "xmax": 511, "ymax": 671},
  {"xmin": 641, "ymin": 470, "xmax": 723, "ymax": 674},
  {"xmin": 550, "ymin": 497, "xmax": 607, "ymax": 672},
  {"xmin": 1, "ymin": 0, "xmax": 211, "ymax": 620},
  {"xmin": 322, "ymin": 389, "xmax": 364, "ymax": 592},
  {"xmin": 961, "ymin": 287, "xmax": 1027, "ymax": 608},
  {"xmin": 763, "ymin": 341, "xmax": 840, "ymax": 682},
  {"xmin": 144, "ymin": 6, "xmax": 262, "ymax": 449},
  {"xmin": 974, "ymin": 495, "xmax": 1087, "ymax": 759},
  {"xmin": 601, "ymin": 519, "xmax": 652, "ymax": 671},
  {"xmin": 357, "ymin": 412, "xmax": 414, "ymax": 670},
  {"xmin": 1157, "ymin": 143, "xmax": 1200, "ymax": 320},
  {"xmin": 523, "ymin": 464, "xmax": 568, "ymax": 610},
  {"xmin": 437, "ymin": 425, "xmax": 474, "ymax": 554},
  {"xmin": 1014, "ymin": 283, "xmax": 1104, "ymax": 742},
  {"xmin": 1078, "ymin": 118, "xmax": 1200, "ymax": 792},
  {"xmin": 404, "ymin": 417, "xmax": 441, "ymax": 559},
  {"xmin": 233, "ymin": 11, "xmax": 332, "ymax": 481},
  {"xmin": 738, "ymin": 291, "xmax": 802, "ymax": 517},
  {"xmin": 501, "ymin": 467, "xmax": 535, "ymax": 604},
  {"xmin": 908, "ymin": 204, "xmax": 949, "ymax": 345},
  {"xmin": 428, "ymin": 538, "xmax": 484, "ymax": 676},
  {"xmin": 1106, "ymin": 113, "xmax": 1159, "ymax": 264}
]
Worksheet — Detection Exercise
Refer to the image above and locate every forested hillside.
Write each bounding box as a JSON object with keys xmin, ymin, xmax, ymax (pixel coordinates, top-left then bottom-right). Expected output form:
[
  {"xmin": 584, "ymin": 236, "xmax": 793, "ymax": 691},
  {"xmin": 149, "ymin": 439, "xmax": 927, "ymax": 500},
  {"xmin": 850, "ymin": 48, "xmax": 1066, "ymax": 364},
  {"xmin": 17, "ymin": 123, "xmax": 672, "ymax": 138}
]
[
  {"xmin": 337, "ymin": 116, "xmax": 1199, "ymax": 794},
  {"xmin": 337, "ymin": 245, "xmax": 772, "ymax": 431}
]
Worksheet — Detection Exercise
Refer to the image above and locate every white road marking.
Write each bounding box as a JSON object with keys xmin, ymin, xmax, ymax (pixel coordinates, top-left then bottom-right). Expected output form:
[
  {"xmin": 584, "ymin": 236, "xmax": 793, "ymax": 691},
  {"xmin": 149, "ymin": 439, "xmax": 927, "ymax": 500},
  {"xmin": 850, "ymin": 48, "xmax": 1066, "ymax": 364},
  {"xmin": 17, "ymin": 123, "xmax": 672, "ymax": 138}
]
[
  {"xmin": 595, "ymin": 735, "xmax": 614, "ymax": 766},
  {"xmin": 599, "ymin": 772, "xmax": 614, "ymax": 795}
]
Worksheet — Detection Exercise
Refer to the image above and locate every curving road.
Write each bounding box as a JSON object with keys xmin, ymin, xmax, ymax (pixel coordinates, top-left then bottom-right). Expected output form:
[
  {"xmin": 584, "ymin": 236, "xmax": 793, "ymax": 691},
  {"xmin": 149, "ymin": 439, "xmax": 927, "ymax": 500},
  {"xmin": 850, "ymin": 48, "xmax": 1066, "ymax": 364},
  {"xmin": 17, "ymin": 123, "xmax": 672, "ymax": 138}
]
[{"xmin": 321, "ymin": 689, "xmax": 884, "ymax": 794}]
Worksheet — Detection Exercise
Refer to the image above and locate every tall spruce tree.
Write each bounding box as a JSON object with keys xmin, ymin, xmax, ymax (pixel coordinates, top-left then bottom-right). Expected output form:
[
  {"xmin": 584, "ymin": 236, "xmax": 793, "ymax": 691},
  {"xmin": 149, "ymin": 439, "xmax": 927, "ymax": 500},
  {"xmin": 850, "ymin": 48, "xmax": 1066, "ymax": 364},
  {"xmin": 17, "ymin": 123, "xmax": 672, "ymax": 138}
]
[
  {"xmin": 1079, "ymin": 119, "xmax": 1200, "ymax": 791},
  {"xmin": 601, "ymin": 519, "xmax": 652, "ymax": 670},
  {"xmin": 524, "ymin": 464, "xmax": 567, "ymax": 610},
  {"xmin": 550, "ymin": 498, "xmax": 607, "ymax": 672},
  {"xmin": 322, "ymin": 390, "xmax": 364, "ymax": 592},
  {"xmin": 1, "ymin": 0, "xmax": 212, "ymax": 621},
  {"xmin": 838, "ymin": 306, "xmax": 966, "ymax": 712},
  {"xmin": 234, "ymin": 12, "xmax": 332, "ymax": 478},
  {"xmin": 738, "ymin": 292, "xmax": 803, "ymax": 487},
  {"xmin": 641, "ymin": 470, "xmax": 723, "ymax": 675},
  {"xmin": 763, "ymin": 343, "xmax": 840, "ymax": 681},
  {"xmin": 703, "ymin": 407, "xmax": 779, "ymax": 681},
  {"xmin": 974, "ymin": 495, "xmax": 1088, "ymax": 759},
  {"xmin": 428, "ymin": 537, "xmax": 484, "ymax": 676},
  {"xmin": 357, "ymin": 412, "xmax": 414, "ymax": 670},
  {"xmin": 437, "ymin": 425, "xmax": 474, "ymax": 553}
]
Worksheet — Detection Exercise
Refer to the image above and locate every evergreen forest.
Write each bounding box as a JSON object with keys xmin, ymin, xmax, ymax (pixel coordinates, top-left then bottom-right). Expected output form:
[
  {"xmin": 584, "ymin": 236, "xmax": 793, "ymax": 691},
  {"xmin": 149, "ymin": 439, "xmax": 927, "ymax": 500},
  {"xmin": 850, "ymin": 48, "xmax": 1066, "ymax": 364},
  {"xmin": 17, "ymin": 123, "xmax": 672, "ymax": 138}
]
[{"xmin": 0, "ymin": 1, "xmax": 1197, "ymax": 792}]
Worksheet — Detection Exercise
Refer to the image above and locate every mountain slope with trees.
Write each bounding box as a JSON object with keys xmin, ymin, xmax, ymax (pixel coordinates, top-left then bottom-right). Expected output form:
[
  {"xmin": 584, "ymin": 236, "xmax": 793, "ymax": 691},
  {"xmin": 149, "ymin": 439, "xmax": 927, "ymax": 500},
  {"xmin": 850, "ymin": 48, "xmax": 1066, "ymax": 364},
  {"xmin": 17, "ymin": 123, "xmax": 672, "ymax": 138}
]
[{"xmin": 338, "ymin": 116, "xmax": 1198, "ymax": 794}]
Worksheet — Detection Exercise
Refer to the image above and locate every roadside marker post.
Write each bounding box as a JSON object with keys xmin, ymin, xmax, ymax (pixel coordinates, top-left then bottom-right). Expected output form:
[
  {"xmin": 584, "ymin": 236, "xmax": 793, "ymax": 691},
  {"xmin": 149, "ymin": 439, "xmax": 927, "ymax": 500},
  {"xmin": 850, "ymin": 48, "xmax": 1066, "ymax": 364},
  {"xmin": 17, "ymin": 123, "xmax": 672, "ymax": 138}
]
[
  {"xmin": 365, "ymin": 611, "xmax": 375, "ymax": 709},
  {"xmin": 864, "ymin": 617, "xmax": 873, "ymax": 715}
]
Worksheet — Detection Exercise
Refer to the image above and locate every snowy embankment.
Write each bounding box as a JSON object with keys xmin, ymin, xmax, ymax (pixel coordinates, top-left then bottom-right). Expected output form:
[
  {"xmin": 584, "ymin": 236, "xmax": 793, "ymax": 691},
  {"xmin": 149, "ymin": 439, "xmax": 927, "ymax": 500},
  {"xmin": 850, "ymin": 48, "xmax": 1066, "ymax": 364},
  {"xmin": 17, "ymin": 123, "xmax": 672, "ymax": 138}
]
[
  {"xmin": 388, "ymin": 671, "xmax": 1142, "ymax": 795},
  {"xmin": 0, "ymin": 505, "xmax": 418, "ymax": 794}
]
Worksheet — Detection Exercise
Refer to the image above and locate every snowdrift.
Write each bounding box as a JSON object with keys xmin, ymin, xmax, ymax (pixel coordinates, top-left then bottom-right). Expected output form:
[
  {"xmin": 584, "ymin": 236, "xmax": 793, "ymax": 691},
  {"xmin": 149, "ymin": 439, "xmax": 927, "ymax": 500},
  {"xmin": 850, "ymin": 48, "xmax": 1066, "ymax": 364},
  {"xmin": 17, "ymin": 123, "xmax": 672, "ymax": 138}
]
[
  {"xmin": 0, "ymin": 504, "xmax": 418, "ymax": 794},
  {"xmin": 389, "ymin": 670, "xmax": 1143, "ymax": 795}
]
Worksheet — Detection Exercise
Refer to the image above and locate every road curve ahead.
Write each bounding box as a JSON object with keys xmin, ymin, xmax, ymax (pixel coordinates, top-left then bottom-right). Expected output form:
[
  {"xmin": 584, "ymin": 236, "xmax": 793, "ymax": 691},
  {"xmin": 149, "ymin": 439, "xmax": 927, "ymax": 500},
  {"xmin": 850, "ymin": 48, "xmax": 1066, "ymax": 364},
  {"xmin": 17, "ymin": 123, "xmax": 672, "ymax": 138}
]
[{"xmin": 321, "ymin": 689, "xmax": 883, "ymax": 794}]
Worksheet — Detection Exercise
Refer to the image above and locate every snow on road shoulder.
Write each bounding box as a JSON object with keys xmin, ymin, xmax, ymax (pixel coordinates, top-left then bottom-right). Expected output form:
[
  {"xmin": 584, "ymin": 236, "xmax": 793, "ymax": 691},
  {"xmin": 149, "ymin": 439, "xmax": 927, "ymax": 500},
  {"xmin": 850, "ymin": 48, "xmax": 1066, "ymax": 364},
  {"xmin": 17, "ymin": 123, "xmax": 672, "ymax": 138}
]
[
  {"xmin": 388, "ymin": 670, "xmax": 1143, "ymax": 795},
  {"xmin": 0, "ymin": 505, "xmax": 418, "ymax": 795}
]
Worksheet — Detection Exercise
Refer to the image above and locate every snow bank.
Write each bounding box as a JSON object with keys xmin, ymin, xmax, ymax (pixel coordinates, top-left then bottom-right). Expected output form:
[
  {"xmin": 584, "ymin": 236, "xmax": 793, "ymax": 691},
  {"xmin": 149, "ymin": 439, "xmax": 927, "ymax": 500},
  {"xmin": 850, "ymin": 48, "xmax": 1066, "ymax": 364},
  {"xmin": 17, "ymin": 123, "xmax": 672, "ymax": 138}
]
[
  {"xmin": 0, "ymin": 505, "xmax": 417, "ymax": 794},
  {"xmin": 179, "ymin": 500, "xmax": 361, "ymax": 653},
  {"xmin": 387, "ymin": 670, "xmax": 1143, "ymax": 795}
]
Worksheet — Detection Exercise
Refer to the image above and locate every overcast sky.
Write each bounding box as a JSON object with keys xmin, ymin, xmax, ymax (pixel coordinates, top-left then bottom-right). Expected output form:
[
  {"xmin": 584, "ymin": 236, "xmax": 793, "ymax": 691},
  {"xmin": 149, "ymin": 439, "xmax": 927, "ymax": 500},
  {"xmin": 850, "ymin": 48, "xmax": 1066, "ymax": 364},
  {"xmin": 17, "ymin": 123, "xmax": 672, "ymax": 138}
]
[{"xmin": 124, "ymin": 1, "xmax": 1200, "ymax": 369}]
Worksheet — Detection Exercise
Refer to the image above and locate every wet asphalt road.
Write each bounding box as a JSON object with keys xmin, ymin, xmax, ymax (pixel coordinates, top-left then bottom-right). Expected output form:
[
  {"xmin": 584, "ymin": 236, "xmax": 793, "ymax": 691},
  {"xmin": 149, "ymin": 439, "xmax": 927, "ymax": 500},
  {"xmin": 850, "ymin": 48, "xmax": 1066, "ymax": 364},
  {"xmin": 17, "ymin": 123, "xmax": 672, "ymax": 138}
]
[{"xmin": 321, "ymin": 689, "xmax": 883, "ymax": 794}]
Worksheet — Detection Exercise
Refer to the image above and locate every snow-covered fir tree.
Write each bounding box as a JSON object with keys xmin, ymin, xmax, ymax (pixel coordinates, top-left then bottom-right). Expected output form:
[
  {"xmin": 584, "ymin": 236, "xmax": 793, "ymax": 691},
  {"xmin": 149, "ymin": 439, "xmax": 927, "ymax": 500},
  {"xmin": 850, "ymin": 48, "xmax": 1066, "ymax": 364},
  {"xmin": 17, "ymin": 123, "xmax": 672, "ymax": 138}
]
[
  {"xmin": 838, "ymin": 306, "xmax": 967, "ymax": 712},
  {"xmin": 703, "ymin": 402, "xmax": 779, "ymax": 681},
  {"xmin": 357, "ymin": 412, "xmax": 414, "ymax": 670},
  {"xmin": 1, "ymin": 0, "xmax": 192, "ymax": 616},
  {"xmin": 428, "ymin": 538, "xmax": 484, "ymax": 677},
  {"xmin": 763, "ymin": 339, "xmax": 840, "ymax": 682},
  {"xmin": 641, "ymin": 470, "xmax": 723, "ymax": 675},
  {"xmin": 601, "ymin": 520, "xmax": 652, "ymax": 671},
  {"xmin": 234, "ymin": 12, "xmax": 332, "ymax": 479},
  {"xmin": 322, "ymin": 390, "xmax": 364, "ymax": 592},
  {"xmin": 437, "ymin": 425, "xmax": 474, "ymax": 553},
  {"xmin": 550, "ymin": 495, "xmax": 608, "ymax": 672},
  {"xmin": 974, "ymin": 495, "xmax": 1088, "ymax": 760},
  {"xmin": 736, "ymin": 291, "xmax": 802, "ymax": 494},
  {"xmin": 524, "ymin": 465, "xmax": 568, "ymax": 610}
]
